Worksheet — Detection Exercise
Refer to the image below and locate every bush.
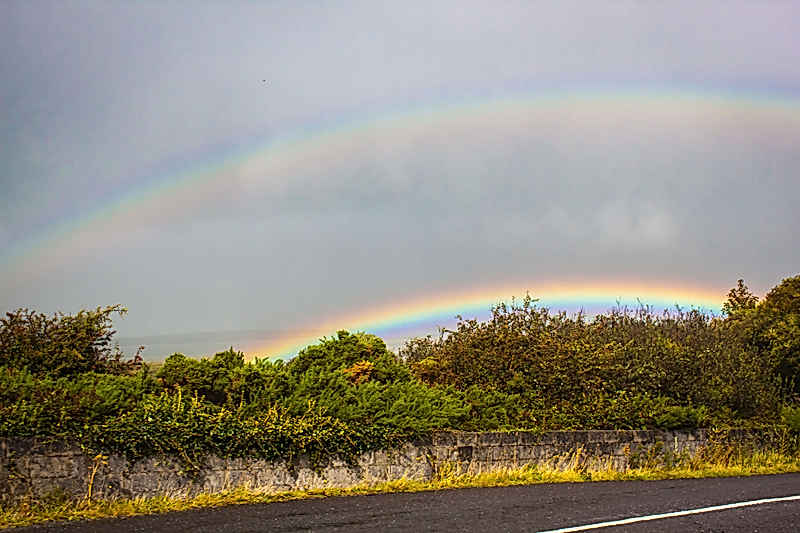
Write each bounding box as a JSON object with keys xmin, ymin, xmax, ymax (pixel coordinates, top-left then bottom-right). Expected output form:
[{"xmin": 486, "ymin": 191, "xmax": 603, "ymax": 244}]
[
  {"xmin": 653, "ymin": 405, "xmax": 710, "ymax": 430},
  {"xmin": 781, "ymin": 405, "xmax": 800, "ymax": 433},
  {"xmin": 2, "ymin": 275, "xmax": 799, "ymax": 465},
  {"xmin": 0, "ymin": 305, "xmax": 140, "ymax": 376},
  {"xmin": 406, "ymin": 295, "xmax": 782, "ymax": 422},
  {"xmin": 88, "ymin": 392, "xmax": 386, "ymax": 467},
  {"xmin": 157, "ymin": 348, "xmax": 246, "ymax": 405}
]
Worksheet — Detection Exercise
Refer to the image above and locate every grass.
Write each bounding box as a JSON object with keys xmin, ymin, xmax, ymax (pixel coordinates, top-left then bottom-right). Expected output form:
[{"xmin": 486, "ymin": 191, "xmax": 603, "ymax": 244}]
[{"xmin": 3, "ymin": 447, "xmax": 800, "ymax": 530}]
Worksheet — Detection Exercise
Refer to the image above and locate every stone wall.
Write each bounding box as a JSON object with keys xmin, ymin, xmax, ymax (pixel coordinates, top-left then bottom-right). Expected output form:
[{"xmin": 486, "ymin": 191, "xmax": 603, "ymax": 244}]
[{"xmin": 0, "ymin": 429, "xmax": 743, "ymax": 504}]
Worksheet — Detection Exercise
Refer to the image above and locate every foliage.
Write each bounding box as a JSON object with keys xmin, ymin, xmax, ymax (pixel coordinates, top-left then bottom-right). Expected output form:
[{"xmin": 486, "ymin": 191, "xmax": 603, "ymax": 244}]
[
  {"xmin": 0, "ymin": 374, "xmax": 390, "ymax": 469},
  {"xmin": 721, "ymin": 275, "xmax": 800, "ymax": 397},
  {"xmin": 0, "ymin": 366, "xmax": 159, "ymax": 436},
  {"xmin": 341, "ymin": 360, "xmax": 375, "ymax": 385},
  {"xmin": 721, "ymin": 279, "xmax": 758, "ymax": 317},
  {"xmin": 0, "ymin": 305, "xmax": 140, "ymax": 376},
  {"xmin": 757, "ymin": 276, "xmax": 800, "ymax": 395},
  {"xmin": 406, "ymin": 294, "xmax": 782, "ymax": 422},
  {"xmin": 0, "ymin": 332, "xmax": 459, "ymax": 466},
  {"xmin": 88, "ymin": 393, "xmax": 388, "ymax": 468},
  {"xmin": 226, "ymin": 332, "xmax": 468, "ymax": 435},
  {"xmin": 157, "ymin": 348, "xmax": 246, "ymax": 405},
  {"xmin": 2, "ymin": 275, "xmax": 799, "ymax": 466}
]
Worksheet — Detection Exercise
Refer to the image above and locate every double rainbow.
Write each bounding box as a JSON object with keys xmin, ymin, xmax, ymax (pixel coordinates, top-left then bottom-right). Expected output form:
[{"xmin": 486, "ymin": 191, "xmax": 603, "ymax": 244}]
[{"xmin": 3, "ymin": 86, "xmax": 791, "ymax": 359}]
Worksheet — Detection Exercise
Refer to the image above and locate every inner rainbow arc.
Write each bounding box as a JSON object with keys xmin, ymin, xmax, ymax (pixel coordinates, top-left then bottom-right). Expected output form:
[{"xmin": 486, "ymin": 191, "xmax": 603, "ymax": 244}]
[{"xmin": 250, "ymin": 280, "xmax": 725, "ymax": 360}]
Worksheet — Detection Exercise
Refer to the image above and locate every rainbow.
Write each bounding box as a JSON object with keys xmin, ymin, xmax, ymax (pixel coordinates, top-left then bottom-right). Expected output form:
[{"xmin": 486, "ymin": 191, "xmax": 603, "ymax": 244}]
[
  {"xmin": 2, "ymin": 87, "xmax": 793, "ymax": 358},
  {"xmin": 3, "ymin": 86, "xmax": 800, "ymax": 275},
  {"xmin": 249, "ymin": 279, "xmax": 725, "ymax": 360}
]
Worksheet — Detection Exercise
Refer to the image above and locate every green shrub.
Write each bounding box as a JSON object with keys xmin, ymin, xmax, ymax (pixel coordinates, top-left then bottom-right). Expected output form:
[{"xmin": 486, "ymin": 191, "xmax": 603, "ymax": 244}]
[
  {"xmin": 89, "ymin": 392, "xmax": 398, "ymax": 467},
  {"xmin": 781, "ymin": 405, "xmax": 800, "ymax": 433},
  {"xmin": 2, "ymin": 276, "xmax": 799, "ymax": 465},
  {"xmin": 406, "ymin": 294, "xmax": 782, "ymax": 423},
  {"xmin": 0, "ymin": 305, "xmax": 139, "ymax": 376},
  {"xmin": 653, "ymin": 405, "xmax": 710, "ymax": 430},
  {"xmin": 0, "ymin": 366, "xmax": 159, "ymax": 437},
  {"xmin": 157, "ymin": 348, "xmax": 246, "ymax": 405}
]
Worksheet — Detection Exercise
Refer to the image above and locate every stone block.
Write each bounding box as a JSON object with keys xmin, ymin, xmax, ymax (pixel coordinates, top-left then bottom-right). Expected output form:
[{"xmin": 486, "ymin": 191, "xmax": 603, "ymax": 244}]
[
  {"xmin": 372, "ymin": 450, "xmax": 392, "ymax": 466},
  {"xmin": 454, "ymin": 432, "xmax": 477, "ymax": 447},
  {"xmin": 517, "ymin": 431, "xmax": 542, "ymax": 446},
  {"xmin": 470, "ymin": 446, "xmax": 492, "ymax": 463},
  {"xmin": 387, "ymin": 464, "xmax": 411, "ymax": 480},
  {"xmin": 363, "ymin": 464, "xmax": 389, "ymax": 481},
  {"xmin": 612, "ymin": 430, "xmax": 634, "ymax": 443},
  {"xmin": 534, "ymin": 445, "xmax": 560, "ymax": 462},
  {"xmin": 491, "ymin": 446, "xmax": 514, "ymax": 462},
  {"xmin": 587, "ymin": 430, "xmax": 614, "ymax": 443},
  {"xmin": 499, "ymin": 432, "xmax": 519, "ymax": 446},
  {"xmin": 478, "ymin": 432, "xmax": 503, "ymax": 446},
  {"xmin": 563, "ymin": 430, "xmax": 589, "ymax": 444},
  {"xmin": 435, "ymin": 446, "xmax": 459, "ymax": 462},
  {"xmin": 630, "ymin": 430, "xmax": 654, "ymax": 442},
  {"xmin": 432, "ymin": 432, "xmax": 458, "ymax": 447},
  {"xmin": 396, "ymin": 443, "xmax": 428, "ymax": 465},
  {"xmin": 29, "ymin": 456, "xmax": 83, "ymax": 480},
  {"xmin": 533, "ymin": 432, "xmax": 559, "ymax": 445},
  {"xmin": 456, "ymin": 445, "xmax": 473, "ymax": 462},
  {"xmin": 516, "ymin": 445, "xmax": 536, "ymax": 461}
]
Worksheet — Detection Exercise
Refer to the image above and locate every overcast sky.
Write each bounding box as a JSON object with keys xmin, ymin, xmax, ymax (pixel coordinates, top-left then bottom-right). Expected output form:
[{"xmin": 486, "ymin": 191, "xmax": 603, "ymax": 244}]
[{"xmin": 2, "ymin": 1, "xmax": 799, "ymax": 357}]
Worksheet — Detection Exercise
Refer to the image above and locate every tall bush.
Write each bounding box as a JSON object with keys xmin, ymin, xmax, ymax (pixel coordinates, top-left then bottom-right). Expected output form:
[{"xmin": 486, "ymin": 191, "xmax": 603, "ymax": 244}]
[{"xmin": 0, "ymin": 305, "xmax": 139, "ymax": 376}]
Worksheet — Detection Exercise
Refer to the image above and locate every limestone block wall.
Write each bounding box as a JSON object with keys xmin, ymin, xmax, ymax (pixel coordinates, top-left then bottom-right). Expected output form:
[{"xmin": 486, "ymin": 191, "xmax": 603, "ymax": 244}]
[{"xmin": 0, "ymin": 429, "xmax": 745, "ymax": 504}]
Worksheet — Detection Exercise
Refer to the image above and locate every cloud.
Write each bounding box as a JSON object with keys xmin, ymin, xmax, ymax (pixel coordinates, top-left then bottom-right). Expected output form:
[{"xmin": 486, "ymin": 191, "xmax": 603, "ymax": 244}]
[
  {"xmin": 595, "ymin": 202, "xmax": 677, "ymax": 247},
  {"xmin": 1, "ymin": 1, "xmax": 799, "ymax": 339}
]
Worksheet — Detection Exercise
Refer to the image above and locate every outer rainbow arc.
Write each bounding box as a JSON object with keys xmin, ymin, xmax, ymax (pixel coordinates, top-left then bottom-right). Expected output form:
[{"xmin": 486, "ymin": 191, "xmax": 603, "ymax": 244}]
[
  {"xmin": 3, "ymin": 87, "xmax": 800, "ymax": 274},
  {"xmin": 250, "ymin": 280, "xmax": 726, "ymax": 360}
]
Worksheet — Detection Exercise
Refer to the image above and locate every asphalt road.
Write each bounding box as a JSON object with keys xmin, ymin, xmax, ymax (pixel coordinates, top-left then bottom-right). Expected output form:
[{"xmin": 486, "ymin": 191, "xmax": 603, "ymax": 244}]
[{"xmin": 18, "ymin": 474, "xmax": 800, "ymax": 532}]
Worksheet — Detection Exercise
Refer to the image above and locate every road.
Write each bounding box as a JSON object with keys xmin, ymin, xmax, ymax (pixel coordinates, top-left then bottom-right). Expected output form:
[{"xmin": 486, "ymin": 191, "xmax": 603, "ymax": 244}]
[{"xmin": 18, "ymin": 473, "xmax": 800, "ymax": 532}]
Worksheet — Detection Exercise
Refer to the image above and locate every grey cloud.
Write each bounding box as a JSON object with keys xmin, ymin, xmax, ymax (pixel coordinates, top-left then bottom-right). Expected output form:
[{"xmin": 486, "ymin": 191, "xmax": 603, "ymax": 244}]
[{"xmin": 1, "ymin": 1, "xmax": 799, "ymax": 341}]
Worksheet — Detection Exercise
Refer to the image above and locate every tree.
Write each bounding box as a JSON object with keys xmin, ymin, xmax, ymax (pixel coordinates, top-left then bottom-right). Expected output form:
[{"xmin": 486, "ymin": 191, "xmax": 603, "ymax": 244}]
[
  {"xmin": 722, "ymin": 279, "xmax": 758, "ymax": 317},
  {"xmin": 759, "ymin": 275, "xmax": 800, "ymax": 396},
  {"xmin": 723, "ymin": 276, "xmax": 800, "ymax": 398},
  {"xmin": 0, "ymin": 304, "xmax": 139, "ymax": 376}
]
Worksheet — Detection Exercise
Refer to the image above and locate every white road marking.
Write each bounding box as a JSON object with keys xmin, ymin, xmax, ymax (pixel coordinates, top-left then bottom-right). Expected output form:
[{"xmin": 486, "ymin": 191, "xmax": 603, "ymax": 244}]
[{"xmin": 538, "ymin": 494, "xmax": 800, "ymax": 532}]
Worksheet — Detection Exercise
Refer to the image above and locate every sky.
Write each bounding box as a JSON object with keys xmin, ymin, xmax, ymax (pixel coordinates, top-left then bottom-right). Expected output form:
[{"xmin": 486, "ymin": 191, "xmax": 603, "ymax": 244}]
[{"xmin": 2, "ymin": 1, "xmax": 799, "ymax": 359}]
